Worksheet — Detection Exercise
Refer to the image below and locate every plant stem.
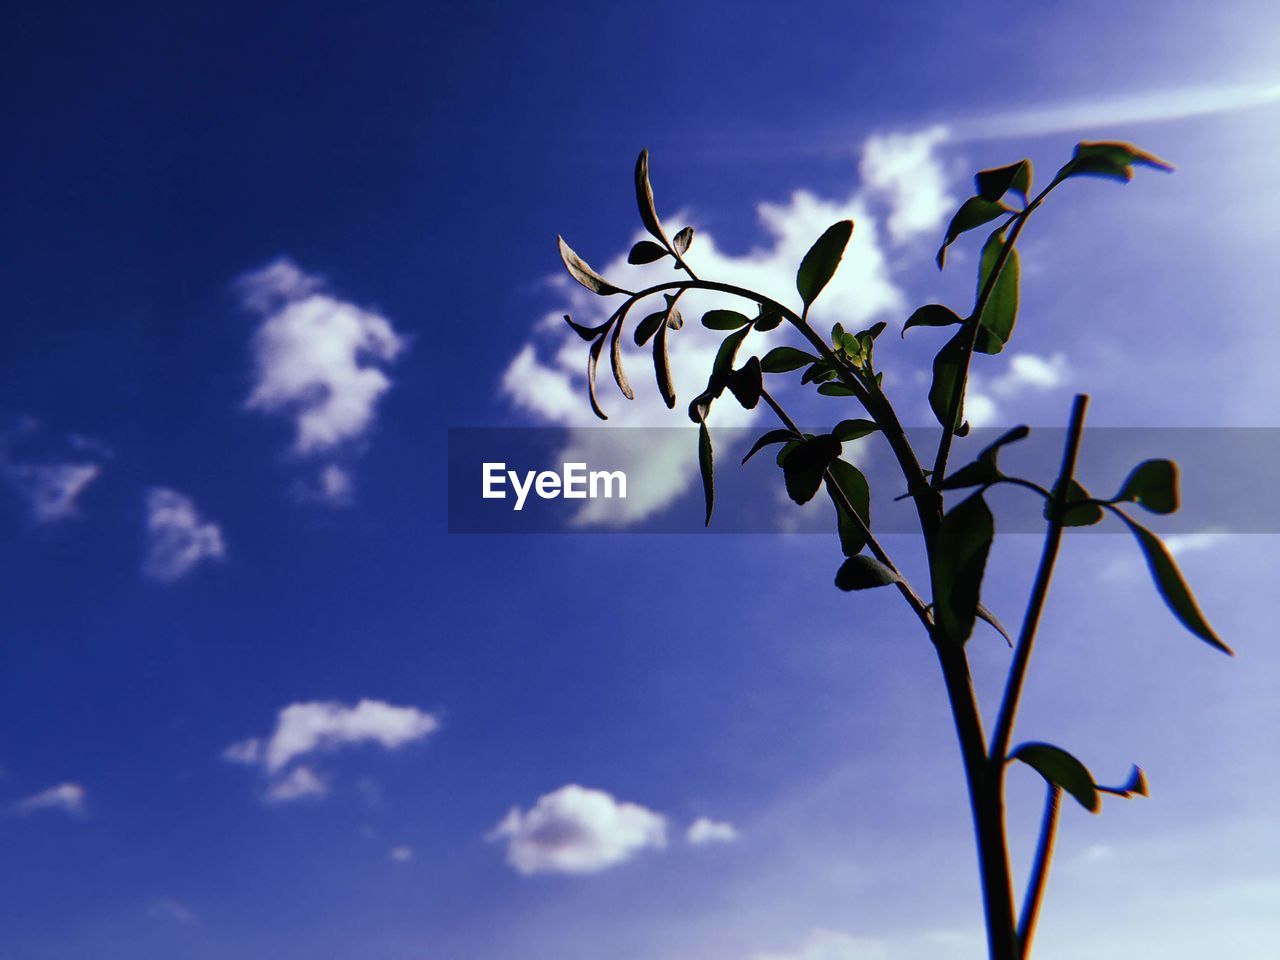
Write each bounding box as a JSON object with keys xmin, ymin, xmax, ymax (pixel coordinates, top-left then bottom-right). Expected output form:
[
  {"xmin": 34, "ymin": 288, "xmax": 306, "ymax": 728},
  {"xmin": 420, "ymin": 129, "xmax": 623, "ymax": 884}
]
[{"xmin": 1018, "ymin": 784, "xmax": 1063, "ymax": 957}]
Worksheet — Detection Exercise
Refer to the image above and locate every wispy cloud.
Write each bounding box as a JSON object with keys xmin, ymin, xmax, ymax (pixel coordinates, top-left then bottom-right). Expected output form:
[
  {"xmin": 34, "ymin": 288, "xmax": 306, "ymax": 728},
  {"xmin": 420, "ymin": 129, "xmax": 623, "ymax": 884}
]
[
  {"xmin": 686, "ymin": 816, "xmax": 740, "ymax": 846},
  {"xmin": 238, "ymin": 258, "xmax": 405, "ymax": 505},
  {"xmin": 10, "ymin": 782, "xmax": 87, "ymax": 818},
  {"xmin": 0, "ymin": 419, "xmax": 106, "ymax": 523},
  {"xmin": 142, "ymin": 487, "xmax": 226, "ymax": 583}
]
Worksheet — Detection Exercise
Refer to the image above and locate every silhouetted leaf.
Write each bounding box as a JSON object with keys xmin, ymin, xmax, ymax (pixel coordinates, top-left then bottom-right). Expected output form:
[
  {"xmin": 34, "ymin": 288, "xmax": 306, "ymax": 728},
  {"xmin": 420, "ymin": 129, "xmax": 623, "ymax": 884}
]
[
  {"xmin": 742, "ymin": 429, "xmax": 798, "ymax": 464},
  {"xmin": 781, "ymin": 434, "xmax": 842, "ymax": 505},
  {"xmin": 628, "ymin": 240, "xmax": 668, "ymax": 265},
  {"xmin": 702, "ymin": 309, "xmax": 752, "ymax": 330},
  {"xmin": 940, "ymin": 425, "xmax": 1030, "ymax": 490},
  {"xmin": 817, "ymin": 382, "xmax": 857, "ymax": 397},
  {"xmin": 673, "ymin": 226, "xmax": 694, "ymax": 257},
  {"xmin": 666, "ymin": 307, "xmax": 684, "ymax": 330},
  {"xmin": 801, "ymin": 361, "xmax": 836, "ymax": 385},
  {"xmin": 1099, "ymin": 765, "xmax": 1149, "ymax": 799},
  {"xmin": 708, "ymin": 327, "xmax": 751, "ymax": 397},
  {"xmin": 1114, "ymin": 509, "xmax": 1230, "ymax": 653},
  {"xmin": 586, "ymin": 333, "xmax": 608, "ymax": 420},
  {"xmin": 833, "ymin": 419, "xmax": 878, "ymax": 442},
  {"xmin": 608, "ymin": 317, "xmax": 633, "ymax": 400},
  {"xmin": 726, "ymin": 357, "xmax": 763, "ymax": 409},
  {"xmin": 975, "ymin": 229, "xmax": 1019, "ymax": 354},
  {"xmin": 797, "ymin": 220, "xmax": 854, "ymax": 308},
  {"xmin": 653, "ymin": 315, "xmax": 676, "ymax": 409},
  {"xmin": 976, "ymin": 603, "xmax": 1013, "ymax": 646},
  {"xmin": 1059, "ymin": 141, "xmax": 1174, "ymax": 183},
  {"xmin": 826, "ymin": 458, "xmax": 870, "ymax": 557},
  {"xmin": 1046, "ymin": 478, "xmax": 1104, "ymax": 526},
  {"xmin": 975, "ymin": 159, "xmax": 1032, "ymax": 203},
  {"xmin": 761, "ymin": 346, "xmax": 818, "ymax": 373},
  {"xmin": 903, "ymin": 304, "xmax": 963, "ymax": 336},
  {"xmin": 633, "ymin": 311, "xmax": 665, "ymax": 347},
  {"xmin": 835, "ymin": 555, "xmax": 900, "ymax": 591},
  {"xmin": 1114, "ymin": 459, "xmax": 1179, "ymax": 514},
  {"xmin": 698, "ymin": 421, "xmax": 714, "ymax": 526},
  {"xmin": 937, "ymin": 197, "xmax": 1009, "ymax": 268},
  {"xmin": 1012, "ymin": 743, "xmax": 1100, "ymax": 813},
  {"xmin": 753, "ymin": 307, "xmax": 784, "ymax": 332},
  {"xmin": 929, "ymin": 329, "xmax": 968, "ymax": 433},
  {"xmin": 558, "ymin": 236, "xmax": 626, "ymax": 296},
  {"xmin": 565, "ymin": 313, "xmax": 609, "ymax": 342},
  {"xmin": 932, "ymin": 491, "xmax": 994, "ymax": 644},
  {"xmin": 634, "ymin": 150, "xmax": 667, "ymax": 242}
]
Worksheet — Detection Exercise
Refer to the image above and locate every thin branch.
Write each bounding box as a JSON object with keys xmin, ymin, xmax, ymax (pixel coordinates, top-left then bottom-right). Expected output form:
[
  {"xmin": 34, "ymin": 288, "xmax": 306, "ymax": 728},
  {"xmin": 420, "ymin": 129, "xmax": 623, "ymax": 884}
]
[{"xmin": 1018, "ymin": 783, "xmax": 1063, "ymax": 956}]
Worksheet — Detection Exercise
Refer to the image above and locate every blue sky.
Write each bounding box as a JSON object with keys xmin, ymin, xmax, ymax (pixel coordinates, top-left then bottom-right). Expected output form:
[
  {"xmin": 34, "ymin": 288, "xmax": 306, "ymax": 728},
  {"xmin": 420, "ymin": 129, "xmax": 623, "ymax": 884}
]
[{"xmin": 2, "ymin": 2, "xmax": 1278, "ymax": 958}]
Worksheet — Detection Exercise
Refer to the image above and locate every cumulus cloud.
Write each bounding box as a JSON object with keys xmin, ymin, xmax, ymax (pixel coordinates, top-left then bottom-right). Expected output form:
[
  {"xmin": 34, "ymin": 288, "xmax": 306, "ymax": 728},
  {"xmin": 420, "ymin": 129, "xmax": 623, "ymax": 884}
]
[
  {"xmin": 686, "ymin": 816, "xmax": 740, "ymax": 846},
  {"xmin": 389, "ymin": 845, "xmax": 414, "ymax": 862},
  {"xmin": 11, "ymin": 782, "xmax": 87, "ymax": 818},
  {"xmin": 749, "ymin": 929, "xmax": 890, "ymax": 960},
  {"xmin": 500, "ymin": 130, "xmax": 954, "ymax": 526},
  {"xmin": 142, "ymin": 487, "xmax": 226, "ymax": 582},
  {"xmin": 238, "ymin": 258, "xmax": 405, "ymax": 504},
  {"xmin": 963, "ymin": 352, "xmax": 1070, "ymax": 427},
  {"xmin": 0, "ymin": 419, "xmax": 106, "ymax": 523},
  {"xmin": 487, "ymin": 784, "xmax": 667, "ymax": 875},
  {"xmin": 224, "ymin": 699, "xmax": 440, "ymax": 803}
]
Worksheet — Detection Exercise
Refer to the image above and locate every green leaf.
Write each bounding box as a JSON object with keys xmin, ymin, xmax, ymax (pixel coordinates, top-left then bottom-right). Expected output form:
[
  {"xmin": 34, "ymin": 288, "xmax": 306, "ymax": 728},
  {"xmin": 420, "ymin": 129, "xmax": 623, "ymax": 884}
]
[
  {"xmin": 800, "ymin": 361, "xmax": 836, "ymax": 384},
  {"xmin": 929, "ymin": 329, "xmax": 968, "ymax": 434},
  {"xmin": 761, "ymin": 346, "xmax": 818, "ymax": 373},
  {"xmin": 975, "ymin": 159, "xmax": 1032, "ymax": 204},
  {"xmin": 817, "ymin": 382, "xmax": 857, "ymax": 397},
  {"xmin": 826, "ymin": 458, "xmax": 871, "ymax": 557},
  {"xmin": 753, "ymin": 308, "xmax": 784, "ymax": 332},
  {"xmin": 781, "ymin": 434, "xmax": 842, "ymax": 505},
  {"xmin": 634, "ymin": 150, "xmax": 667, "ymax": 243},
  {"xmin": 1114, "ymin": 509, "xmax": 1231, "ymax": 653},
  {"xmin": 1059, "ymin": 141, "xmax": 1174, "ymax": 183},
  {"xmin": 939, "ymin": 425, "xmax": 1030, "ymax": 490},
  {"xmin": 797, "ymin": 220, "xmax": 854, "ymax": 308},
  {"xmin": 937, "ymin": 197, "xmax": 1009, "ymax": 268},
  {"xmin": 726, "ymin": 357, "xmax": 763, "ymax": 410},
  {"xmin": 742, "ymin": 429, "xmax": 798, "ymax": 464},
  {"xmin": 608, "ymin": 317, "xmax": 633, "ymax": 400},
  {"xmin": 1114, "ymin": 459, "xmax": 1179, "ymax": 515},
  {"xmin": 931, "ymin": 491, "xmax": 994, "ymax": 644},
  {"xmin": 1012, "ymin": 743, "xmax": 1101, "ymax": 813},
  {"xmin": 698, "ymin": 421, "xmax": 714, "ymax": 526},
  {"xmin": 627, "ymin": 240, "xmax": 668, "ymax": 265},
  {"xmin": 1046, "ymin": 478, "xmax": 1103, "ymax": 527},
  {"xmin": 833, "ymin": 419, "xmax": 878, "ymax": 442},
  {"xmin": 835, "ymin": 555, "xmax": 900, "ymax": 591},
  {"xmin": 702, "ymin": 309, "xmax": 753, "ymax": 330},
  {"xmin": 902, "ymin": 303, "xmax": 963, "ymax": 336},
  {"xmin": 653, "ymin": 313, "xmax": 676, "ymax": 409},
  {"xmin": 558, "ymin": 236, "xmax": 626, "ymax": 296},
  {"xmin": 633, "ymin": 311, "xmax": 665, "ymax": 347},
  {"xmin": 975, "ymin": 229, "xmax": 1019, "ymax": 354},
  {"xmin": 673, "ymin": 226, "xmax": 694, "ymax": 257}
]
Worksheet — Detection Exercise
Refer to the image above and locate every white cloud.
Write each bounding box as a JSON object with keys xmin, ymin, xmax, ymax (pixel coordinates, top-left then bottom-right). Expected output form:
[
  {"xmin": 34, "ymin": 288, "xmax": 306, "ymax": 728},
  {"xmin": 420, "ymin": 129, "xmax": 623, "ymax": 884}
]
[
  {"xmin": 389, "ymin": 845, "xmax": 414, "ymax": 862},
  {"xmin": 11, "ymin": 782, "xmax": 87, "ymax": 818},
  {"xmin": 686, "ymin": 816, "xmax": 740, "ymax": 846},
  {"xmin": 149, "ymin": 898, "xmax": 199, "ymax": 925},
  {"xmin": 487, "ymin": 784, "xmax": 667, "ymax": 875},
  {"xmin": 142, "ymin": 487, "xmax": 226, "ymax": 582},
  {"xmin": 225, "ymin": 699, "xmax": 440, "ymax": 803},
  {"xmin": 238, "ymin": 258, "xmax": 405, "ymax": 504},
  {"xmin": 964, "ymin": 352, "xmax": 1070, "ymax": 427},
  {"xmin": 749, "ymin": 929, "xmax": 890, "ymax": 960},
  {"xmin": 501, "ymin": 130, "xmax": 953, "ymax": 526},
  {"xmin": 0, "ymin": 420, "xmax": 106, "ymax": 523}
]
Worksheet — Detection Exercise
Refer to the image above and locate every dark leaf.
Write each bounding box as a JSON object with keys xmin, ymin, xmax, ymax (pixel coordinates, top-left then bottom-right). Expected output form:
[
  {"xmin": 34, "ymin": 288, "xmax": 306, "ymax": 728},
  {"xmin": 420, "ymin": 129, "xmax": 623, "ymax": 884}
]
[
  {"xmin": 586, "ymin": 333, "xmax": 609, "ymax": 420},
  {"xmin": 1012, "ymin": 743, "xmax": 1101, "ymax": 813},
  {"xmin": 653, "ymin": 315, "xmax": 676, "ymax": 409},
  {"xmin": 976, "ymin": 602, "xmax": 1013, "ymax": 647},
  {"xmin": 634, "ymin": 150, "xmax": 667, "ymax": 243},
  {"xmin": 797, "ymin": 220, "xmax": 855, "ymax": 308},
  {"xmin": 817, "ymin": 382, "xmax": 857, "ymax": 397},
  {"xmin": 975, "ymin": 229, "xmax": 1019, "ymax": 354},
  {"xmin": 1114, "ymin": 459, "xmax": 1179, "ymax": 515},
  {"xmin": 1099, "ymin": 765, "xmax": 1149, "ymax": 799},
  {"xmin": 775, "ymin": 439, "xmax": 801, "ymax": 467},
  {"xmin": 903, "ymin": 304, "xmax": 963, "ymax": 336},
  {"xmin": 833, "ymin": 419, "xmax": 878, "ymax": 442},
  {"xmin": 698, "ymin": 421, "xmax": 714, "ymax": 526},
  {"xmin": 1046, "ymin": 478, "xmax": 1104, "ymax": 526},
  {"xmin": 862, "ymin": 320, "xmax": 888, "ymax": 341},
  {"xmin": 628, "ymin": 240, "xmax": 668, "ymax": 265},
  {"xmin": 666, "ymin": 307, "xmax": 684, "ymax": 330},
  {"xmin": 761, "ymin": 346, "xmax": 818, "ymax": 373},
  {"xmin": 633, "ymin": 311, "xmax": 665, "ymax": 347},
  {"xmin": 826, "ymin": 458, "xmax": 871, "ymax": 557},
  {"xmin": 565, "ymin": 313, "xmax": 608, "ymax": 342},
  {"xmin": 781, "ymin": 434, "xmax": 842, "ymax": 505},
  {"xmin": 742, "ymin": 429, "xmax": 798, "ymax": 464},
  {"xmin": 939, "ymin": 425, "xmax": 1030, "ymax": 490},
  {"xmin": 726, "ymin": 357, "xmax": 763, "ymax": 409},
  {"xmin": 929, "ymin": 329, "xmax": 968, "ymax": 433},
  {"xmin": 702, "ymin": 309, "xmax": 752, "ymax": 330},
  {"xmin": 932, "ymin": 491, "xmax": 994, "ymax": 644},
  {"xmin": 608, "ymin": 317, "xmax": 633, "ymax": 400},
  {"xmin": 707, "ymin": 327, "xmax": 751, "ymax": 398},
  {"xmin": 835, "ymin": 555, "xmax": 900, "ymax": 591},
  {"xmin": 975, "ymin": 159, "xmax": 1032, "ymax": 203},
  {"xmin": 753, "ymin": 308, "xmax": 785, "ymax": 332},
  {"xmin": 1114, "ymin": 509, "xmax": 1231, "ymax": 653},
  {"xmin": 1059, "ymin": 141, "xmax": 1174, "ymax": 183},
  {"xmin": 558, "ymin": 236, "xmax": 626, "ymax": 296},
  {"xmin": 937, "ymin": 197, "xmax": 1009, "ymax": 268},
  {"xmin": 801, "ymin": 361, "xmax": 837, "ymax": 384},
  {"xmin": 673, "ymin": 226, "xmax": 694, "ymax": 257}
]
